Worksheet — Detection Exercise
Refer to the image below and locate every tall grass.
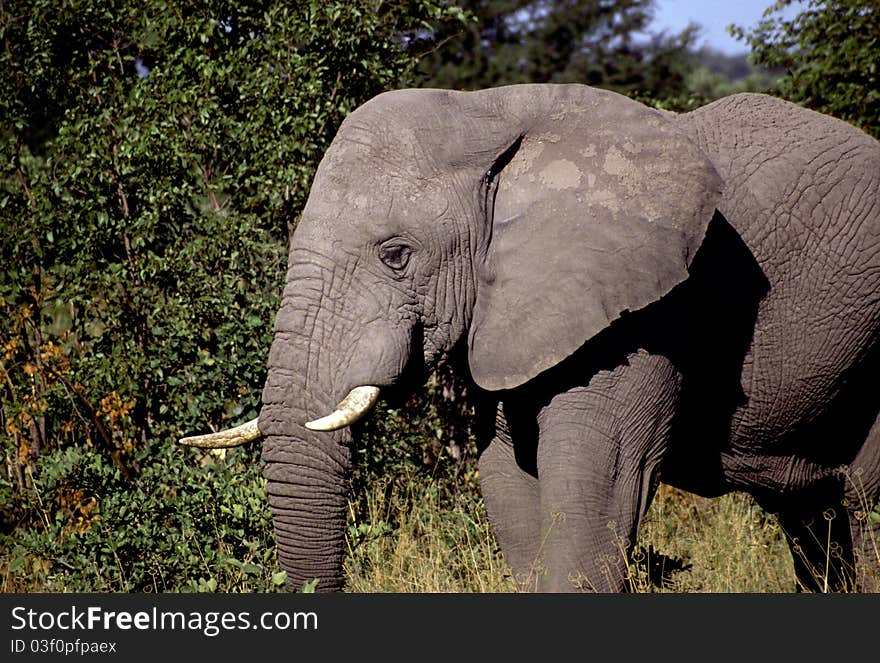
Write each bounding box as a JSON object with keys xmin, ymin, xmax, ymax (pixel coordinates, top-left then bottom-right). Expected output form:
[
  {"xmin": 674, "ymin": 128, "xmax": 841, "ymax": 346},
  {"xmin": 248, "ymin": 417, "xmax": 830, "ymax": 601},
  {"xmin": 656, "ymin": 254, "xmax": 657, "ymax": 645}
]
[
  {"xmin": 630, "ymin": 485, "xmax": 795, "ymax": 592},
  {"xmin": 344, "ymin": 479, "xmax": 800, "ymax": 592},
  {"xmin": 344, "ymin": 476, "xmax": 516, "ymax": 592}
]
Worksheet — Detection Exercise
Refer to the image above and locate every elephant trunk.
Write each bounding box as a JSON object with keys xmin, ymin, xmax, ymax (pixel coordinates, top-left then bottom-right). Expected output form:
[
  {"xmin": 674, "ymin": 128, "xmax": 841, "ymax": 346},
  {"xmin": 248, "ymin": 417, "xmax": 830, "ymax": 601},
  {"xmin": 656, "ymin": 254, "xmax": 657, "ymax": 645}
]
[
  {"xmin": 242, "ymin": 233, "xmax": 409, "ymax": 590},
  {"xmin": 261, "ymin": 427, "xmax": 351, "ymax": 592},
  {"xmin": 258, "ymin": 307, "xmax": 361, "ymax": 591},
  {"xmin": 260, "ymin": 357, "xmax": 355, "ymax": 591}
]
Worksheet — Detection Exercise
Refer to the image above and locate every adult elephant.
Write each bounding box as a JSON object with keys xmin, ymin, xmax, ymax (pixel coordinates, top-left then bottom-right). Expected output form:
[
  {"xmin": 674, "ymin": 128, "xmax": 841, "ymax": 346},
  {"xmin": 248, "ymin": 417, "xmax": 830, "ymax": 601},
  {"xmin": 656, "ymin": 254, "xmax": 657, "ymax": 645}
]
[{"xmin": 180, "ymin": 84, "xmax": 880, "ymax": 592}]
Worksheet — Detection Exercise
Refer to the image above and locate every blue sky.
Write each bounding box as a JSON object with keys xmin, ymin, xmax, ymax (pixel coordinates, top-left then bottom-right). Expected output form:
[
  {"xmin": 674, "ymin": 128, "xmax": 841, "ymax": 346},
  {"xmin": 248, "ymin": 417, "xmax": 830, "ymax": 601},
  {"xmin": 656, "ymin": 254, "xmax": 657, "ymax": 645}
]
[{"xmin": 651, "ymin": 0, "xmax": 802, "ymax": 55}]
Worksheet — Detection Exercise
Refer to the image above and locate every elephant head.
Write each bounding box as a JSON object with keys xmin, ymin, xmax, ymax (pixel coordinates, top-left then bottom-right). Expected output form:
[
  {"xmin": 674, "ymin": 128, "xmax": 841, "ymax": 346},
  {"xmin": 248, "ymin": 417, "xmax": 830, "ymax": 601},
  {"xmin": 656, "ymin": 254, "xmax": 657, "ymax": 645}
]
[{"xmin": 180, "ymin": 84, "xmax": 721, "ymax": 591}]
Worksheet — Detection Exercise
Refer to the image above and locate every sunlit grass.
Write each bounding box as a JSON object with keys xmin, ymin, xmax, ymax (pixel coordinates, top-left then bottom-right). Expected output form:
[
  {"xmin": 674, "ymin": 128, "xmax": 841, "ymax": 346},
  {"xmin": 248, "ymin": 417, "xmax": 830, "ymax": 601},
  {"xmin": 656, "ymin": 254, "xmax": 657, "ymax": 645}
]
[
  {"xmin": 629, "ymin": 484, "xmax": 795, "ymax": 592},
  {"xmin": 344, "ymin": 477, "xmax": 516, "ymax": 592},
  {"xmin": 344, "ymin": 479, "xmax": 800, "ymax": 593}
]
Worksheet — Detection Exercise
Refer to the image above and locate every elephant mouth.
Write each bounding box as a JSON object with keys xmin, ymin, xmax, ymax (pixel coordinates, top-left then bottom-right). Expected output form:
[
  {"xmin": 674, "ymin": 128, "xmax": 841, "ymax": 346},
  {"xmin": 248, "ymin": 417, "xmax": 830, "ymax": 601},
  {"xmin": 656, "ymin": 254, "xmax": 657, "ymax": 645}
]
[{"xmin": 179, "ymin": 322, "xmax": 427, "ymax": 447}]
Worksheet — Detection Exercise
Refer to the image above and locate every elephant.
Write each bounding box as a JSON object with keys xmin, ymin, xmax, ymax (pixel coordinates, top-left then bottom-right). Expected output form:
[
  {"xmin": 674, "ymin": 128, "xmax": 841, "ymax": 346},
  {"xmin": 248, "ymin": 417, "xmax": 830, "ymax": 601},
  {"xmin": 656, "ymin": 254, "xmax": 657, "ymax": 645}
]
[{"xmin": 180, "ymin": 84, "xmax": 880, "ymax": 592}]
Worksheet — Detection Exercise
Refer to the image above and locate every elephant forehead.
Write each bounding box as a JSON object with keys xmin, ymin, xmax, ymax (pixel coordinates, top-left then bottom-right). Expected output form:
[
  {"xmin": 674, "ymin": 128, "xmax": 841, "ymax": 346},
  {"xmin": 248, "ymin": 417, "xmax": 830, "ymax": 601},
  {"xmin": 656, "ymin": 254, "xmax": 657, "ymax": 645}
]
[
  {"xmin": 310, "ymin": 122, "xmax": 448, "ymax": 205},
  {"xmin": 298, "ymin": 167, "xmax": 450, "ymax": 244},
  {"xmin": 317, "ymin": 155, "xmax": 416, "ymax": 201}
]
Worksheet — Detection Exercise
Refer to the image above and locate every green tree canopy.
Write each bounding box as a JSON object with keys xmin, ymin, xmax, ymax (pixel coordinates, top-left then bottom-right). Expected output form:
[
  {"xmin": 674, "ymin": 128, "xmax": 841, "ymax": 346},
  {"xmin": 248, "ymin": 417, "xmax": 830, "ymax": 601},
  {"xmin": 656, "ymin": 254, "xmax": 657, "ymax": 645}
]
[
  {"xmin": 732, "ymin": 0, "xmax": 879, "ymax": 138},
  {"xmin": 417, "ymin": 0, "xmax": 698, "ymax": 99}
]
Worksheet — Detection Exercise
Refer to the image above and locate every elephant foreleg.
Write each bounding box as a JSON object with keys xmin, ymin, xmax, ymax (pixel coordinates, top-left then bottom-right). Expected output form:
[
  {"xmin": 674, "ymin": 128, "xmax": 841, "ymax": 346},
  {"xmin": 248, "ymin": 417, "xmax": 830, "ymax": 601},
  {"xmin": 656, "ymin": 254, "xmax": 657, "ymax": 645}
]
[
  {"xmin": 535, "ymin": 351, "xmax": 681, "ymax": 592},
  {"xmin": 478, "ymin": 401, "xmax": 543, "ymax": 591}
]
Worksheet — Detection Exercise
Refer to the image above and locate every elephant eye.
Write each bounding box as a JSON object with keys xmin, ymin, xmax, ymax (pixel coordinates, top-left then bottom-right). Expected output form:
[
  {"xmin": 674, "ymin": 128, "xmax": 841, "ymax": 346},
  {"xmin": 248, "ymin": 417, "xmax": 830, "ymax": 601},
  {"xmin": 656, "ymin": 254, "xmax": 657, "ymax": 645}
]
[{"xmin": 378, "ymin": 242, "xmax": 412, "ymax": 271}]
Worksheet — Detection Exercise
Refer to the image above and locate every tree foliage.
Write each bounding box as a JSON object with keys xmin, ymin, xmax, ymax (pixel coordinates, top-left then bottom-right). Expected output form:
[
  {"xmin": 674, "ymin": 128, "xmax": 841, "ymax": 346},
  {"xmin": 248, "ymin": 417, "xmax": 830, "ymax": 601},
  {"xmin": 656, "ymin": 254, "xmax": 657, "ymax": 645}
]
[
  {"xmin": 732, "ymin": 0, "xmax": 879, "ymax": 138},
  {"xmin": 682, "ymin": 48, "xmax": 779, "ymax": 102},
  {"xmin": 0, "ymin": 0, "xmax": 465, "ymax": 590},
  {"xmin": 417, "ymin": 0, "xmax": 698, "ymax": 99}
]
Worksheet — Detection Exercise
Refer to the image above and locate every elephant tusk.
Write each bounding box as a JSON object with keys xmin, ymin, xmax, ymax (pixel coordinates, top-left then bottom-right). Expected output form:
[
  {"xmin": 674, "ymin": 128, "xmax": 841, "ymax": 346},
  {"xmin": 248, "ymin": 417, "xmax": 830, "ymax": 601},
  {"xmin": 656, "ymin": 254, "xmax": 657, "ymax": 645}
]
[
  {"xmin": 304, "ymin": 386, "xmax": 380, "ymax": 432},
  {"xmin": 178, "ymin": 418, "xmax": 262, "ymax": 448}
]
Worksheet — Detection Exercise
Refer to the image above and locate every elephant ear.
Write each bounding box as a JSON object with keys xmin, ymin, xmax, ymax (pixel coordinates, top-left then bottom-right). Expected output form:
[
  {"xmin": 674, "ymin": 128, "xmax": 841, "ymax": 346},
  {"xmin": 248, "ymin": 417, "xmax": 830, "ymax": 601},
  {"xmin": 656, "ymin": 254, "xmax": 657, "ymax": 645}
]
[{"xmin": 468, "ymin": 91, "xmax": 722, "ymax": 391}]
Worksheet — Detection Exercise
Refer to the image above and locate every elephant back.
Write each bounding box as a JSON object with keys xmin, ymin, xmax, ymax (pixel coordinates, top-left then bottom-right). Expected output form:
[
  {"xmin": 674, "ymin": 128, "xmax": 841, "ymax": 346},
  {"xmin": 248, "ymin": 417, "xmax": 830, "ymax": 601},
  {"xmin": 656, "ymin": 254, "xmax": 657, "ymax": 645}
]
[{"xmin": 676, "ymin": 93, "xmax": 880, "ymax": 450}]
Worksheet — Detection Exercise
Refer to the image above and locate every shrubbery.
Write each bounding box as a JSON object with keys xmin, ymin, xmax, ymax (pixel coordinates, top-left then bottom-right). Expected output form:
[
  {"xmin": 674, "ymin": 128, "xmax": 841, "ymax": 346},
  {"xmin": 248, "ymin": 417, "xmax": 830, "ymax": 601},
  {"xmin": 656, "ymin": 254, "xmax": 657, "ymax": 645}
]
[{"xmin": 6, "ymin": 444, "xmax": 280, "ymax": 592}]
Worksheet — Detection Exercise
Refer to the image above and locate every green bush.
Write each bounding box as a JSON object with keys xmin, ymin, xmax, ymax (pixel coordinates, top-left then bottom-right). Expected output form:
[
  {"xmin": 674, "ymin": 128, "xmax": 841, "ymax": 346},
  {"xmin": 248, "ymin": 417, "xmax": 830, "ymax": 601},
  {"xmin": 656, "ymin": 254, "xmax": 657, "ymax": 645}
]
[{"xmin": 3, "ymin": 444, "xmax": 280, "ymax": 592}]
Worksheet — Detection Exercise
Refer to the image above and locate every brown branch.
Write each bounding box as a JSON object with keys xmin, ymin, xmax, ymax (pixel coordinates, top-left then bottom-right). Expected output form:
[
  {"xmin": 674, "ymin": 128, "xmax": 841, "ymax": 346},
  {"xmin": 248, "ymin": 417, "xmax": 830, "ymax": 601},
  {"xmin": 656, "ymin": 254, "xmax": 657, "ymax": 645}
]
[
  {"xmin": 314, "ymin": 70, "xmax": 343, "ymax": 140},
  {"xmin": 200, "ymin": 148, "xmax": 222, "ymax": 212},
  {"xmin": 16, "ymin": 168, "xmax": 33, "ymax": 204},
  {"xmin": 13, "ymin": 135, "xmax": 34, "ymax": 204},
  {"xmin": 26, "ymin": 416, "xmax": 44, "ymax": 458},
  {"xmin": 7, "ymin": 449, "xmax": 24, "ymax": 495},
  {"xmin": 122, "ymin": 232, "xmax": 136, "ymax": 266},
  {"xmin": 116, "ymin": 178, "xmax": 130, "ymax": 218},
  {"xmin": 44, "ymin": 367, "xmax": 135, "ymax": 481},
  {"xmin": 3, "ymin": 397, "xmax": 26, "ymax": 496},
  {"xmin": 112, "ymin": 35, "xmax": 125, "ymax": 76},
  {"xmin": 23, "ymin": 246, "xmax": 47, "ymax": 458},
  {"xmin": 108, "ymin": 134, "xmax": 131, "ymax": 220},
  {"xmin": 412, "ymin": 29, "xmax": 468, "ymax": 60}
]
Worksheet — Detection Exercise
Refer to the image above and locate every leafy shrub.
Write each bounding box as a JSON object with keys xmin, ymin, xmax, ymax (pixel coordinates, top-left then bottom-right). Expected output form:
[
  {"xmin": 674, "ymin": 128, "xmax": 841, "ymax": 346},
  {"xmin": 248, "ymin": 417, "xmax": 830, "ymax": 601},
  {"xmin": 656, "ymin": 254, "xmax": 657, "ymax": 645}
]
[{"xmin": 2, "ymin": 443, "xmax": 282, "ymax": 592}]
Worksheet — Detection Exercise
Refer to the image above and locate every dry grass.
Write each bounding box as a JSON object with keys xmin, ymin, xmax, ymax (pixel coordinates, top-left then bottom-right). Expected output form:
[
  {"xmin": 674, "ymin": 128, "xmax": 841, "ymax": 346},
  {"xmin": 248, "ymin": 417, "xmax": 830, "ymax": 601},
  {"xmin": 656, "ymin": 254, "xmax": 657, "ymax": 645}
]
[
  {"xmin": 344, "ymin": 478, "xmax": 516, "ymax": 592},
  {"xmin": 344, "ymin": 480, "xmax": 800, "ymax": 592},
  {"xmin": 628, "ymin": 484, "xmax": 795, "ymax": 592}
]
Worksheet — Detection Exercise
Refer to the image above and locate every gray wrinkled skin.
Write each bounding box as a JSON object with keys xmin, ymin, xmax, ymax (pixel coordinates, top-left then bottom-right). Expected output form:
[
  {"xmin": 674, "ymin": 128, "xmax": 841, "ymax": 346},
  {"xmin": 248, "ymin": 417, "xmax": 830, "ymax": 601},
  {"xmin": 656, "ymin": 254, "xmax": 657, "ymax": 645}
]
[{"xmin": 256, "ymin": 84, "xmax": 880, "ymax": 592}]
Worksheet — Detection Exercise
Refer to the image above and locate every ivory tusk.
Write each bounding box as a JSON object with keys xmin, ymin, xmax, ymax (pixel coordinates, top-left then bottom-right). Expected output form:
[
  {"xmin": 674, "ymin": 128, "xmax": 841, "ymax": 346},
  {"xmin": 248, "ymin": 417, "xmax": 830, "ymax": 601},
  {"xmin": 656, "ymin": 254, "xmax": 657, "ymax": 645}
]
[
  {"xmin": 304, "ymin": 386, "xmax": 380, "ymax": 432},
  {"xmin": 178, "ymin": 418, "xmax": 262, "ymax": 448}
]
